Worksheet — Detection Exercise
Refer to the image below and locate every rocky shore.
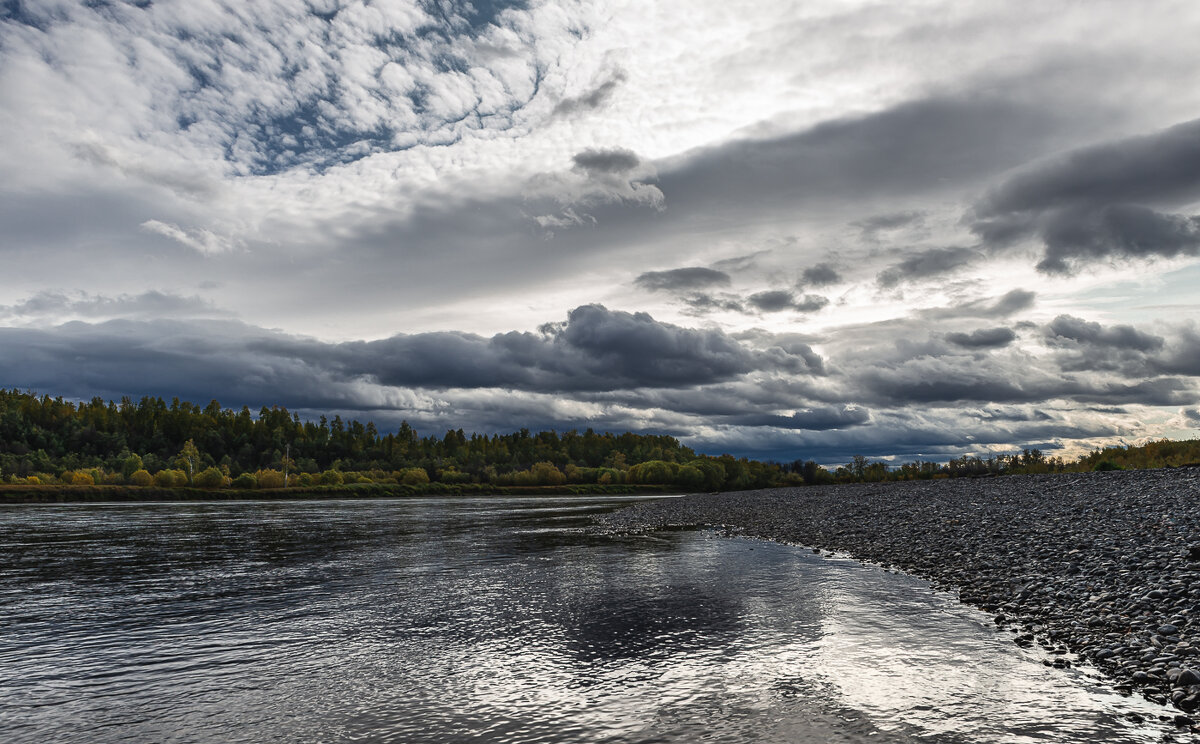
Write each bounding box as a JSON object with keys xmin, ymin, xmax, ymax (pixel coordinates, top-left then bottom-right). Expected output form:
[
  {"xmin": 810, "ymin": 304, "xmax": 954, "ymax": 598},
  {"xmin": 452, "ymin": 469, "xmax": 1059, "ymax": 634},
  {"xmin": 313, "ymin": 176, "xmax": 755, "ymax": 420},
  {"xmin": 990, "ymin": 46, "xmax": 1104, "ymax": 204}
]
[{"xmin": 598, "ymin": 467, "xmax": 1200, "ymax": 729}]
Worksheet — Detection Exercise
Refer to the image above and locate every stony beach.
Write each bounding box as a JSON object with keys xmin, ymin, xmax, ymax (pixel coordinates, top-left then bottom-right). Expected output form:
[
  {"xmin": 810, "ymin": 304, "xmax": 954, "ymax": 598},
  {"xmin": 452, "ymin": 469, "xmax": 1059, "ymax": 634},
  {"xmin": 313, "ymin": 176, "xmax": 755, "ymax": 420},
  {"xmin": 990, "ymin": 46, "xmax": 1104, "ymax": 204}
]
[{"xmin": 598, "ymin": 468, "xmax": 1200, "ymax": 729}]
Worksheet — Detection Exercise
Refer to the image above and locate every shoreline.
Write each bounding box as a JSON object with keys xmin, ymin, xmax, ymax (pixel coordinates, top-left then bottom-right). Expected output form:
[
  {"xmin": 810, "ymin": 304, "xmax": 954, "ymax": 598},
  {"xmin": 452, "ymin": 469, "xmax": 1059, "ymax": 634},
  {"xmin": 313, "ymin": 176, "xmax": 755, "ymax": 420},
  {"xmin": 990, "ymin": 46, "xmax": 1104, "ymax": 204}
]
[
  {"xmin": 597, "ymin": 468, "xmax": 1200, "ymax": 730},
  {"xmin": 0, "ymin": 482, "xmax": 676, "ymax": 504}
]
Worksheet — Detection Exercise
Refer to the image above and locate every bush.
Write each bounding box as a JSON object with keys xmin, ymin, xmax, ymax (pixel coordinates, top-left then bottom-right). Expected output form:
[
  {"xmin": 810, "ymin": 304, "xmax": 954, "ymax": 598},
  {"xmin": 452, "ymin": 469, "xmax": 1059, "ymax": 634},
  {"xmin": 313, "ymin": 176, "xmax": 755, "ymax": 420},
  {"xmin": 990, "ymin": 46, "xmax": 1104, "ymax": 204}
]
[
  {"xmin": 437, "ymin": 468, "xmax": 472, "ymax": 484},
  {"xmin": 254, "ymin": 469, "xmax": 285, "ymax": 488},
  {"xmin": 232, "ymin": 473, "xmax": 257, "ymax": 489},
  {"xmin": 194, "ymin": 466, "xmax": 227, "ymax": 488},
  {"xmin": 128, "ymin": 469, "xmax": 153, "ymax": 487},
  {"xmin": 153, "ymin": 469, "xmax": 186, "ymax": 487},
  {"xmin": 71, "ymin": 472, "xmax": 95, "ymax": 486},
  {"xmin": 399, "ymin": 467, "xmax": 429, "ymax": 485},
  {"xmin": 533, "ymin": 462, "xmax": 567, "ymax": 485},
  {"xmin": 318, "ymin": 470, "xmax": 343, "ymax": 485},
  {"xmin": 1093, "ymin": 460, "xmax": 1123, "ymax": 472}
]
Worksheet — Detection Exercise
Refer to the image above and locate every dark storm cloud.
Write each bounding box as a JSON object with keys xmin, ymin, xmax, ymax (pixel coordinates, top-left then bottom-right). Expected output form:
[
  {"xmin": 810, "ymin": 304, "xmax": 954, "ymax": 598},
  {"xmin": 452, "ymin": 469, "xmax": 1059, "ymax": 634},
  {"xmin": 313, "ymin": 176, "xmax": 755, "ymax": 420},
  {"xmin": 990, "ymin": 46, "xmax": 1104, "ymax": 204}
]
[
  {"xmin": 1153, "ymin": 325, "xmax": 1200, "ymax": 376},
  {"xmin": 0, "ymin": 306, "xmax": 823, "ymax": 406},
  {"xmin": 634, "ymin": 267, "xmax": 731, "ymax": 292},
  {"xmin": 972, "ymin": 117, "xmax": 1200, "ymax": 273},
  {"xmin": 657, "ymin": 95, "xmax": 1067, "ymax": 213},
  {"xmin": 746, "ymin": 290, "xmax": 795, "ymax": 312},
  {"xmin": 0, "ymin": 320, "xmax": 358, "ymax": 411},
  {"xmin": 801, "ymin": 263, "xmax": 841, "ymax": 287},
  {"xmin": 1046, "ymin": 315, "xmax": 1164, "ymax": 351},
  {"xmin": 876, "ymin": 246, "xmax": 980, "ymax": 288},
  {"xmin": 573, "ymin": 148, "xmax": 641, "ymax": 174},
  {"xmin": 945, "ymin": 327, "xmax": 1017, "ymax": 349},
  {"xmin": 552, "ymin": 70, "xmax": 627, "ymax": 116},
  {"xmin": 1181, "ymin": 408, "xmax": 1200, "ymax": 425},
  {"xmin": 746, "ymin": 290, "xmax": 829, "ymax": 313}
]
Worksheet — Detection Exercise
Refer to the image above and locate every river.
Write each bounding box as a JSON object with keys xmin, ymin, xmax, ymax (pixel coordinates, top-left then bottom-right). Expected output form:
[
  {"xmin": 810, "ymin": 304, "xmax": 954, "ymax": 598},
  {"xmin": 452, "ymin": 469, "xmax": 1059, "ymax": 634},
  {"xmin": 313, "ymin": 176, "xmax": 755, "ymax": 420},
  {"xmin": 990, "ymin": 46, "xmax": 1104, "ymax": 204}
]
[{"xmin": 0, "ymin": 496, "xmax": 1174, "ymax": 742}]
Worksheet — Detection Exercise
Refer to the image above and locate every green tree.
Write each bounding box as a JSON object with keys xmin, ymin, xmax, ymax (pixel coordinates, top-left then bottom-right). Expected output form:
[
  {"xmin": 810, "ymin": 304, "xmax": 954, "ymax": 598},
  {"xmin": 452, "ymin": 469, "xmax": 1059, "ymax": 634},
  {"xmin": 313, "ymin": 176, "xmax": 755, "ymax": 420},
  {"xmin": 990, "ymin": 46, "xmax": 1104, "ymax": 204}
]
[{"xmin": 175, "ymin": 439, "xmax": 202, "ymax": 486}]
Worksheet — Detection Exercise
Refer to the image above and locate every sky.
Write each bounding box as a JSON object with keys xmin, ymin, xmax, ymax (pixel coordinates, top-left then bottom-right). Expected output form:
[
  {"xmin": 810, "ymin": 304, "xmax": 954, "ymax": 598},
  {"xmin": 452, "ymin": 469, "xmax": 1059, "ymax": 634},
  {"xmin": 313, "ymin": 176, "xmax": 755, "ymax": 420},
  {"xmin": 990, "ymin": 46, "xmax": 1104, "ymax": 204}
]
[{"xmin": 2, "ymin": 0, "xmax": 1200, "ymax": 464}]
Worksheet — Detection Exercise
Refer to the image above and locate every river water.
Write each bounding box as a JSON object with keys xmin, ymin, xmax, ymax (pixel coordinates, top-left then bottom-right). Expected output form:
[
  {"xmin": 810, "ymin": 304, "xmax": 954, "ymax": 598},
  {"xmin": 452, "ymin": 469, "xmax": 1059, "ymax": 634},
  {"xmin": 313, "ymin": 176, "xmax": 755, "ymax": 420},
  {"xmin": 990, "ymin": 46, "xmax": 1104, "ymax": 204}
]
[{"xmin": 0, "ymin": 496, "xmax": 1176, "ymax": 743}]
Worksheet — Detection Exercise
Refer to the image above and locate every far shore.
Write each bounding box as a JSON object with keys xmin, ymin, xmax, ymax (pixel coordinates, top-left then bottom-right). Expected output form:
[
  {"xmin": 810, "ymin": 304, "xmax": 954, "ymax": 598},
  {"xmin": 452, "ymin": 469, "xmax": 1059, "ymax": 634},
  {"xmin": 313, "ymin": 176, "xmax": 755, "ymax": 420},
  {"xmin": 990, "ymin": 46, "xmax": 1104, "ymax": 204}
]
[{"xmin": 0, "ymin": 482, "xmax": 677, "ymax": 504}]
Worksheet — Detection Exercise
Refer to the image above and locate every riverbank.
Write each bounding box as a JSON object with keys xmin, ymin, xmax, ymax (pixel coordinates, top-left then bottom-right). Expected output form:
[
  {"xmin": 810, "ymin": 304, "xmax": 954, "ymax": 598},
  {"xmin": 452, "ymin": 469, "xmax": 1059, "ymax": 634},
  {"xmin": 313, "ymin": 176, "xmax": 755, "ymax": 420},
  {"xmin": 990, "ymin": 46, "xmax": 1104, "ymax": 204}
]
[
  {"xmin": 597, "ymin": 468, "xmax": 1200, "ymax": 728},
  {"xmin": 0, "ymin": 482, "xmax": 674, "ymax": 503}
]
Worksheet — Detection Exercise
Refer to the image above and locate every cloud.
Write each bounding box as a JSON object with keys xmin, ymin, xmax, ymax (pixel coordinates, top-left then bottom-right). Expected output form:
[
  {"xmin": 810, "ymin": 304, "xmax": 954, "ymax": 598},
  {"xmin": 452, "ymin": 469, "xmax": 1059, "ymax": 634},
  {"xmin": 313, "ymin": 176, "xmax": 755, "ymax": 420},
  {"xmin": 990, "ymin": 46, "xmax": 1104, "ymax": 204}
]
[
  {"xmin": 141, "ymin": 220, "xmax": 235, "ymax": 255},
  {"xmin": 656, "ymin": 95, "xmax": 1069, "ymax": 216},
  {"xmin": 0, "ymin": 290, "xmax": 230, "ymax": 322},
  {"xmin": 573, "ymin": 147, "xmax": 641, "ymax": 174},
  {"xmin": 634, "ymin": 267, "xmax": 731, "ymax": 292},
  {"xmin": 724, "ymin": 406, "xmax": 872, "ymax": 431},
  {"xmin": 1046, "ymin": 315, "xmax": 1164, "ymax": 351},
  {"xmin": 945, "ymin": 327, "xmax": 1017, "ymax": 349},
  {"xmin": 746, "ymin": 290, "xmax": 829, "ymax": 313},
  {"xmin": 972, "ymin": 117, "xmax": 1200, "ymax": 273},
  {"xmin": 876, "ymin": 246, "xmax": 980, "ymax": 288},
  {"xmin": 801, "ymin": 263, "xmax": 841, "ymax": 287},
  {"xmin": 0, "ymin": 306, "xmax": 824, "ymax": 408},
  {"xmin": 920, "ymin": 289, "xmax": 1037, "ymax": 320},
  {"xmin": 854, "ymin": 210, "xmax": 925, "ymax": 240},
  {"xmin": 527, "ymin": 147, "xmax": 663, "ymax": 230},
  {"xmin": 681, "ymin": 293, "xmax": 745, "ymax": 314},
  {"xmin": 552, "ymin": 70, "xmax": 627, "ymax": 117},
  {"xmin": 1152, "ymin": 324, "xmax": 1200, "ymax": 376}
]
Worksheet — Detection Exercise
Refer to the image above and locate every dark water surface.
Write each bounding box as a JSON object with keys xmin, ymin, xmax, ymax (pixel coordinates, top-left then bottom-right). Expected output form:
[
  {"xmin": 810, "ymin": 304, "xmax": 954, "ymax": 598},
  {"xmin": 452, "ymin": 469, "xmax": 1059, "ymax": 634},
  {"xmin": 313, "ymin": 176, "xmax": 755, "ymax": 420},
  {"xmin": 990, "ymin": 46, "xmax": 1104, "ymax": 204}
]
[{"xmin": 0, "ymin": 497, "xmax": 1174, "ymax": 743}]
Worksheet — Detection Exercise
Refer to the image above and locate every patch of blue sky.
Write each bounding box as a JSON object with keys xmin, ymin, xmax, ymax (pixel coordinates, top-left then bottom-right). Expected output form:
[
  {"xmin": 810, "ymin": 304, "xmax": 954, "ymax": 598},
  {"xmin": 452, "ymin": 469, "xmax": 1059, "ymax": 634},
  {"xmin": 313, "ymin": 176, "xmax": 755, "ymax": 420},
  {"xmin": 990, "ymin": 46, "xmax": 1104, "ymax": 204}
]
[{"xmin": 421, "ymin": 0, "xmax": 529, "ymax": 32}]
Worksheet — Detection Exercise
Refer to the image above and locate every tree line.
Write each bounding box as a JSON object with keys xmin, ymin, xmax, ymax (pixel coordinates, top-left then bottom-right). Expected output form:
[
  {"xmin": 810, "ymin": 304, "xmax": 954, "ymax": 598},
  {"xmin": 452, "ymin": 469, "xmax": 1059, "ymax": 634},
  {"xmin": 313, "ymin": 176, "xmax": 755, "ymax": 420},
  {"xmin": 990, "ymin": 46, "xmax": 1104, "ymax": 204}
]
[
  {"xmin": 0, "ymin": 390, "xmax": 779, "ymax": 490},
  {"xmin": 0, "ymin": 390, "xmax": 1192, "ymax": 491}
]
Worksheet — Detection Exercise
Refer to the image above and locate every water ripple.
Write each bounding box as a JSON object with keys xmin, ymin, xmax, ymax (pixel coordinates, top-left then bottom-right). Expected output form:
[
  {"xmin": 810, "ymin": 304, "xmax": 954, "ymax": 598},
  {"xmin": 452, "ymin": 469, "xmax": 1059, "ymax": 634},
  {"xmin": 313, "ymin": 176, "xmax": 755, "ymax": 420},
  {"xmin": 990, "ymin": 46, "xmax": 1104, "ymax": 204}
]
[{"xmin": 0, "ymin": 498, "xmax": 1177, "ymax": 743}]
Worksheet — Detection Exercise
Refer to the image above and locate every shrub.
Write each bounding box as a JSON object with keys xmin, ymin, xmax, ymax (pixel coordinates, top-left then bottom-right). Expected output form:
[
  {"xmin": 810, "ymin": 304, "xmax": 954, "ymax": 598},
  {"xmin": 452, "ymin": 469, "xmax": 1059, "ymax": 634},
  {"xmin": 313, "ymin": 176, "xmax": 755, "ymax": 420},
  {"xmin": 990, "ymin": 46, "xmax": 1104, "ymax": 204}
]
[
  {"xmin": 153, "ymin": 469, "xmax": 186, "ymax": 487},
  {"xmin": 194, "ymin": 467, "xmax": 227, "ymax": 488},
  {"xmin": 399, "ymin": 468, "xmax": 429, "ymax": 485},
  {"xmin": 232, "ymin": 473, "xmax": 257, "ymax": 489},
  {"xmin": 128, "ymin": 469, "xmax": 153, "ymax": 487},
  {"xmin": 437, "ymin": 468, "xmax": 472, "ymax": 484},
  {"xmin": 319, "ymin": 470, "xmax": 343, "ymax": 485},
  {"xmin": 254, "ymin": 469, "xmax": 285, "ymax": 488},
  {"xmin": 1093, "ymin": 460, "xmax": 1123, "ymax": 472},
  {"xmin": 71, "ymin": 472, "xmax": 95, "ymax": 486},
  {"xmin": 529, "ymin": 461, "xmax": 566, "ymax": 485}
]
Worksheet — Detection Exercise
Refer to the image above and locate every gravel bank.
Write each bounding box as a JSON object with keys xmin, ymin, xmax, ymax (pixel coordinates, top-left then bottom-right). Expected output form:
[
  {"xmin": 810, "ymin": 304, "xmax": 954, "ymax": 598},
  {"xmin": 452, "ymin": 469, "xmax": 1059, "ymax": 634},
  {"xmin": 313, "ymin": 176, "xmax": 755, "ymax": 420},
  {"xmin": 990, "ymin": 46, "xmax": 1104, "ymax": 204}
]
[{"xmin": 598, "ymin": 468, "xmax": 1200, "ymax": 727}]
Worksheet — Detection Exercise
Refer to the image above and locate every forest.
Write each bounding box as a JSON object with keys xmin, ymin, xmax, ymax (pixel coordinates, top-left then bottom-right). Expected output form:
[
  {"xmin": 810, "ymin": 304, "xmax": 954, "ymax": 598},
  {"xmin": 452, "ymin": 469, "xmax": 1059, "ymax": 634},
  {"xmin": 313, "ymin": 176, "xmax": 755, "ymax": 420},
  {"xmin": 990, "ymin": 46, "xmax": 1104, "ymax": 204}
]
[{"xmin": 0, "ymin": 389, "xmax": 1195, "ymax": 493}]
